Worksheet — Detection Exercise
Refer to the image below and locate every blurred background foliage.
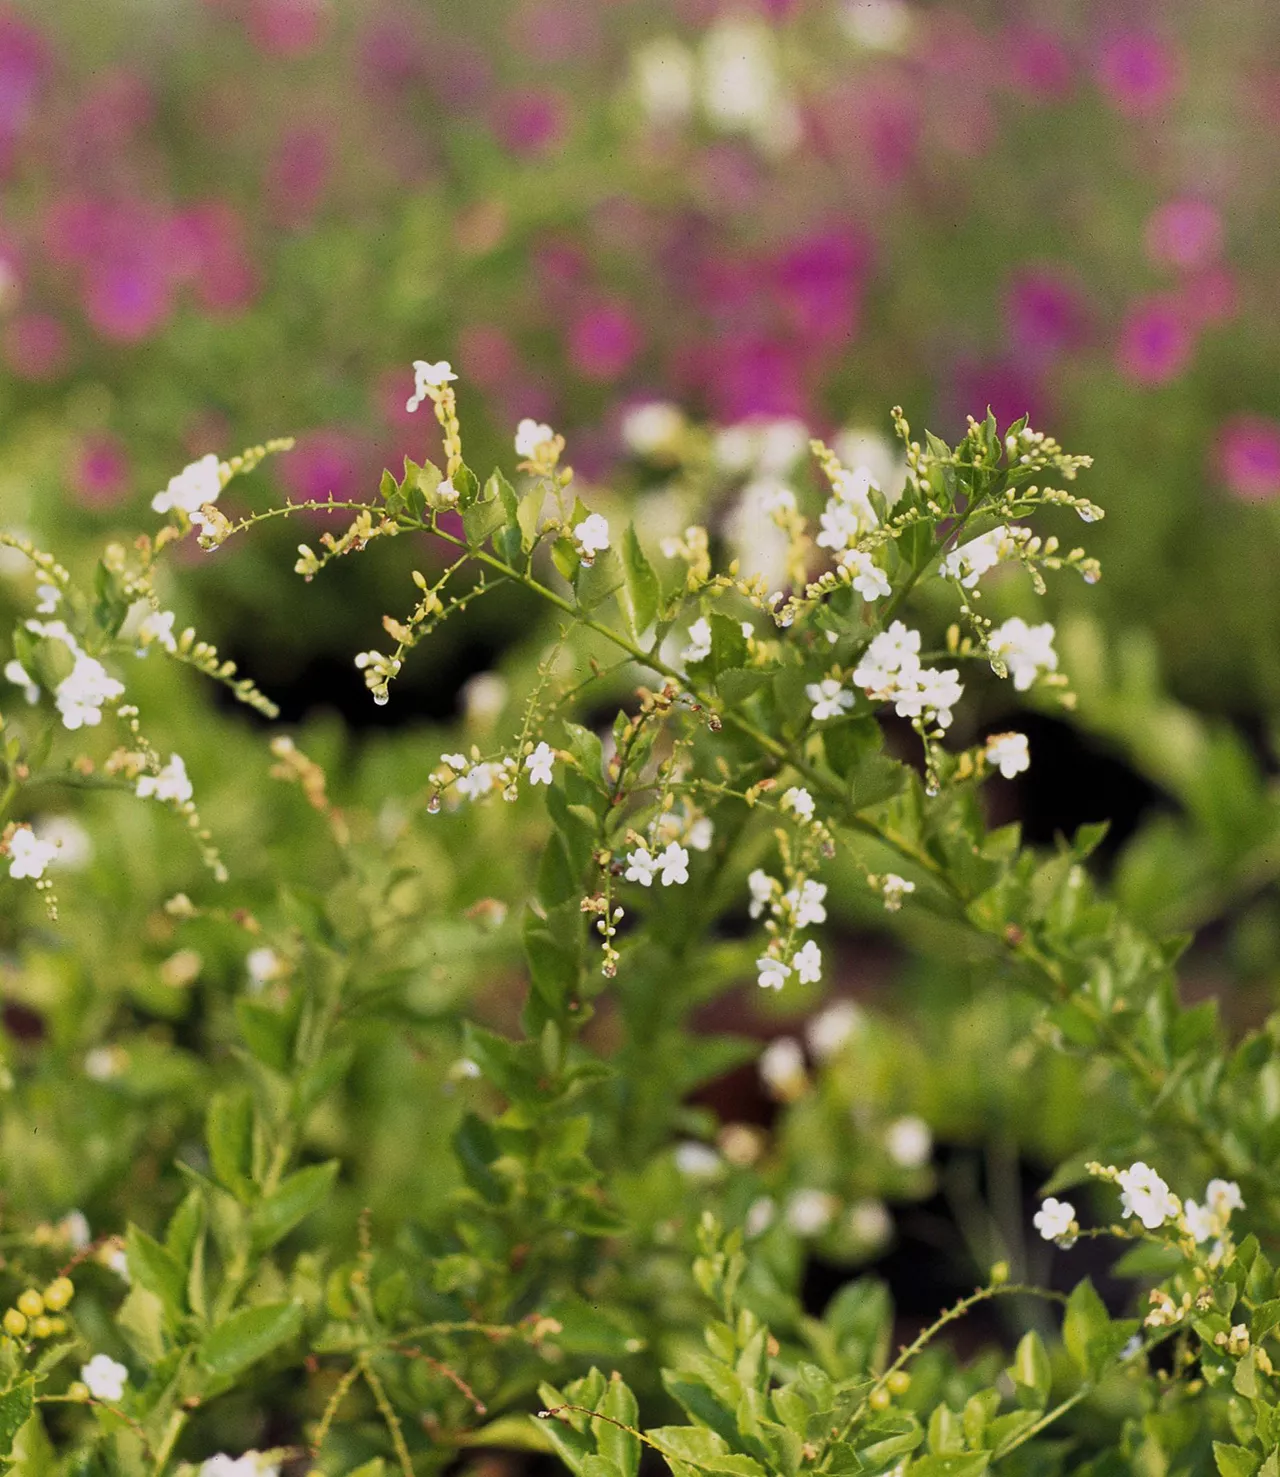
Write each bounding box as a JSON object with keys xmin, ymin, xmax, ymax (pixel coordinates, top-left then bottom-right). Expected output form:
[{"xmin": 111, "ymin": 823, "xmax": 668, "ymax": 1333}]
[{"xmin": 3, "ymin": 0, "xmax": 1280, "ymax": 1360}]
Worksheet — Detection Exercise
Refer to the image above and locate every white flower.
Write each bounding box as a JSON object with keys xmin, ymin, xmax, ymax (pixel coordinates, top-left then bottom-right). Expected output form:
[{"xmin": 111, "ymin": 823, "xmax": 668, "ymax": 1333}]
[
  {"xmin": 852, "ymin": 621, "xmax": 921, "ymax": 696},
  {"xmin": 136, "ymin": 755, "xmax": 193, "ymax": 805},
  {"xmin": 441, "ymin": 753, "xmax": 467, "ymax": 771},
  {"xmin": 893, "ymin": 667, "xmax": 964, "ymax": 730},
  {"xmin": 35, "ymin": 582, "xmax": 60, "ymax": 614},
  {"xmin": 806, "ymin": 1000, "xmax": 863, "ymax": 1059},
  {"xmin": 524, "ymin": 742, "xmax": 556, "ymax": 786},
  {"xmin": 759, "ymin": 1036, "xmax": 806, "ymax": 1098},
  {"xmin": 1118, "ymin": 1162, "xmax": 1178, "ymax": 1231},
  {"xmin": 882, "ymin": 873, "xmax": 915, "ymax": 911},
  {"xmin": 462, "ymin": 672, "xmax": 508, "ymax": 725},
  {"xmin": 785, "ymin": 1188, "xmax": 836, "ymax": 1237},
  {"xmin": 632, "ymin": 38, "xmax": 696, "ymax": 127},
  {"xmin": 515, "ymin": 418, "xmax": 555, "ymax": 457},
  {"xmin": 682, "ymin": 617, "xmax": 713, "ymax": 663},
  {"xmin": 686, "ymin": 816, "xmax": 715, "ymax": 851},
  {"xmin": 200, "ymin": 1453, "xmax": 278, "ymax": 1477},
  {"xmin": 7, "ymin": 825, "xmax": 59, "ymax": 880},
  {"xmin": 806, "ymin": 678, "xmax": 853, "ymax": 722},
  {"xmin": 54, "ymin": 655, "xmax": 125, "ymax": 730},
  {"xmin": 81, "ymin": 1354, "xmax": 129, "ymax": 1402},
  {"xmin": 748, "ymin": 868, "xmax": 775, "ymax": 919},
  {"xmin": 36, "ymin": 816, "xmax": 92, "ymax": 870},
  {"xmin": 793, "ymin": 939, "xmax": 823, "ymax": 985},
  {"xmin": 456, "ymin": 762, "xmax": 495, "ymax": 800},
  {"xmin": 4, "ymin": 659, "xmax": 38, "ymax": 704},
  {"xmin": 656, "ymin": 842, "xmax": 690, "ymax": 886},
  {"xmin": 885, "ymin": 1115, "xmax": 931, "ymax": 1168},
  {"xmin": 105, "ymin": 1246, "xmax": 130, "ymax": 1282},
  {"xmin": 815, "ymin": 498, "xmax": 862, "ymax": 553},
  {"xmin": 59, "ymin": 1210, "xmax": 92, "ymax": 1249},
  {"xmin": 138, "ymin": 609, "xmax": 178, "ymax": 653},
  {"xmin": 674, "ymin": 1141, "xmax": 722, "ymax": 1179},
  {"xmin": 725, "ymin": 479, "xmax": 793, "ymax": 585},
  {"xmin": 745, "ymin": 1195, "xmax": 776, "ymax": 1238},
  {"xmin": 1181, "ymin": 1199, "xmax": 1215, "ymax": 1243},
  {"xmin": 942, "ymin": 526, "xmax": 1022, "ymax": 588},
  {"xmin": 406, "ymin": 359, "xmax": 457, "ymax": 412},
  {"xmin": 839, "ymin": 0, "xmax": 914, "ymax": 51},
  {"xmin": 984, "ymin": 732, "xmax": 1030, "ymax": 779},
  {"xmin": 1033, "ymin": 1197, "xmax": 1077, "ymax": 1246},
  {"xmin": 246, "ymin": 947, "xmax": 282, "ymax": 991},
  {"xmin": 573, "ymin": 513, "xmax": 610, "ymax": 561},
  {"xmin": 1207, "ymin": 1178, "xmax": 1244, "ymax": 1216},
  {"xmin": 621, "ymin": 401, "xmax": 685, "ymax": 455},
  {"xmin": 849, "ymin": 1198, "xmax": 893, "ymax": 1245},
  {"xmin": 781, "ymin": 787, "xmax": 814, "ymax": 820},
  {"xmin": 988, "ymin": 617, "xmax": 1058, "ymax": 692},
  {"xmin": 786, "ymin": 879, "xmax": 827, "ymax": 928},
  {"xmin": 756, "ymin": 955, "xmax": 791, "ymax": 991},
  {"xmin": 841, "ymin": 549, "xmax": 891, "ymax": 602},
  {"xmin": 713, "ymin": 423, "xmax": 761, "ymax": 473},
  {"xmin": 152, "ymin": 453, "xmax": 222, "ymax": 516},
  {"xmin": 831, "ymin": 465, "xmax": 880, "ymax": 529},
  {"xmin": 625, "ymin": 845, "xmax": 658, "ymax": 887}
]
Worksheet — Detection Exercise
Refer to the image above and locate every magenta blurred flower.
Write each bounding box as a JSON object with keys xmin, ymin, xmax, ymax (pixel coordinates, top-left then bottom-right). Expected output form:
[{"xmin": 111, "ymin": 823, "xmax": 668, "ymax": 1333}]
[
  {"xmin": 280, "ymin": 429, "xmax": 368, "ymax": 508},
  {"xmin": 71, "ymin": 69, "xmax": 153, "ymax": 158},
  {"xmin": 3, "ymin": 311, "xmax": 71, "ymax": 380},
  {"xmin": 1003, "ymin": 26, "xmax": 1074, "ymax": 100},
  {"xmin": 83, "ymin": 243, "xmax": 174, "ymax": 343},
  {"xmin": 249, "ymin": 0, "xmax": 330, "ymax": 58},
  {"xmin": 0, "ymin": 11, "xmax": 48, "ymax": 159},
  {"xmin": 360, "ymin": 11, "xmax": 428, "ymax": 90},
  {"xmin": 950, "ymin": 360, "xmax": 1044, "ymax": 435},
  {"xmin": 457, "ymin": 324, "xmax": 517, "ymax": 390},
  {"xmin": 70, "ymin": 434, "xmax": 130, "ymax": 507},
  {"xmin": 1216, "ymin": 416, "xmax": 1280, "ymax": 502},
  {"xmin": 1004, "ymin": 268, "xmax": 1089, "ymax": 361},
  {"xmin": 172, "ymin": 202, "xmax": 258, "ymax": 314},
  {"xmin": 705, "ymin": 333, "xmax": 806, "ymax": 424},
  {"xmin": 508, "ymin": 1, "xmax": 602, "ymax": 64},
  {"xmin": 828, "ymin": 75, "xmax": 921, "ymax": 186},
  {"xmin": 42, "ymin": 195, "xmax": 107, "ymax": 268},
  {"xmin": 1116, "ymin": 294, "xmax": 1193, "ymax": 384},
  {"xmin": 1144, "ymin": 198, "xmax": 1223, "ymax": 272},
  {"xmin": 773, "ymin": 228, "xmax": 870, "ymax": 348},
  {"xmin": 268, "ymin": 127, "xmax": 332, "ymax": 226},
  {"xmin": 495, "ymin": 88, "xmax": 567, "ymax": 157},
  {"xmin": 1095, "ymin": 31, "xmax": 1182, "ymax": 118},
  {"xmin": 569, "ymin": 302, "xmax": 641, "ymax": 381},
  {"xmin": 1181, "ymin": 266, "xmax": 1239, "ymax": 327}
]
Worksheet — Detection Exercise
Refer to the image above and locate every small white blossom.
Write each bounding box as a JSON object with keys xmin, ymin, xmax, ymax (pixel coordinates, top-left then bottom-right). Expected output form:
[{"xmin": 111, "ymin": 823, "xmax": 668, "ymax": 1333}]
[
  {"xmin": 441, "ymin": 753, "xmax": 467, "ymax": 771},
  {"xmin": 152, "ymin": 453, "xmax": 222, "ymax": 516},
  {"xmin": 831, "ymin": 464, "xmax": 880, "ymax": 525},
  {"xmin": 893, "ymin": 666, "xmax": 964, "ymax": 730},
  {"xmin": 462, "ymin": 672, "xmax": 508, "ymax": 725},
  {"xmin": 7, "ymin": 824, "xmax": 59, "ymax": 880},
  {"xmin": 806, "ymin": 1000, "xmax": 863, "ymax": 1059},
  {"xmin": 35, "ymin": 582, "xmax": 60, "ymax": 614},
  {"xmin": 621, "ymin": 401, "xmax": 685, "ymax": 455},
  {"xmin": 841, "ymin": 549, "xmax": 891, "ymax": 602},
  {"xmin": 745, "ymin": 1195, "xmax": 776, "ymax": 1238},
  {"xmin": 886, "ymin": 1115, "xmax": 932, "ymax": 1168},
  {"xmin": 201, "ymin": 1453, "xmax": 279, "ymax": 1477},
  {"xmin": 942, "ymin": 526, "xmax": 1022, "ymax": 588},
  {"xmin": 137, "ymin": 610, "xmax": 178, "ymax": 653},
  {"xmin": 674, "ymin": 1141, "xmax": 722, "ymax": 1179},
  {"xmin": 55, "ymin": 655, "xmax": 125, "ymax": 729},
  {"xmin": 4, "ymin": 658, "xmax": 38, "ymax": 704},
  {"xmin": 84, "ymin": 1046, "xmax": 124, "ymax": 1080},
  {"xmin": 988, "ymin": 617, "xmax": 1058, "ymax": 692},
  {"xmin": 785, "ymin": 1188, "xmax": 836, "ymax": 1237},
  {"xmin": 882, "ymin": 873, "xmax": 915, "ymax": 911},
  {"xmin": 1207, "ymin": 1178, "xmax": 1244, "ymax": 1216},
  {"xmin": 246, "ymin": 947, "xmax": 282, "ymax": 992},
  {"xmin": 806, "ymin": 677, "xmax": 853, "ymax": 722},
  {"xmin": 682, "ymin": 617, "xmax": 713, "ymax": 663},
  {"xmin": 632, "ymin": 38, "xmax": 697, "ymax": 126},
  {"xmin": 756, "ymin": 955, "xmax": 791, "ymax": 991},
  {"xmin": 748, "ymin": 868, "xmax": 775, "ymax": 919},
  {"xmin": 625, "ymin": 845, "xmax": 658, "ymax": 887},
  {"xmin": 456, "ymin": 762, "xmax": 495, "ymax": 800},
  {"xmin": 515, "ymin": 418, "xmax": 555, "ymax": 457},
  {"xmin": 786, "ymin": 879, "xmax": 827, "ymax": 928},
  {"xmin": 573, "ymin": 513, "xmax": 610, "ymax": 561},
  {"xmin": 849, "ymin": 1198, "xmax": 893, "ymax": 1245},
  {"xmin": 1033, "ymin": 1196, "xmax": 1077, "ymax": 1246},
  {"xmin": 1118, "ymin": 1162, "xmax": 1178, "ymax": 1231},
  {"xmin": 686, "ymin": 816, "xmax": 715, "ymax": 851},
  {"xmin": 985, "ymin": 732, "xmax": 1030, "ymax": 779},
  {"xmin": 81, "ymin": 1354, "xmax": 129, "ymax": 1402},
  {"xmin": 59, "ymin": 1210, "xmax": 92, "ymax": 1249},
  {"xmin": 815, "ymin": 498, "xmax": 863, "ymax": 553},
  {"xmin": 781, "ymin": 786, "xmax": 814, "ymax": 820},
  {"xmin": 793, "ymin": 939, "xmax": 823, "ymax": 985},
  {"xmin": 406, "ymin": 359, "xmax": 457, "ymax": 412},
  {"xmin": 656, "ymin": 842, "xmax": 690, "ymax": 886},
  {"xmin": 525, "ymin": 742, "xmax": 556, "ymax": 786},
  {"xmin": 136, "ymin": 755, "xmax": 193, "ymax": 805},
  {"xmin": 759, "ymin": 1036, "xmax": 806, "ymax": 1098},
  {"xmin": 105, "ymin": 1246, "xmax": 130, "ymax": 1281},
  {"xmin": 852, "ymin": 621, "xmax": 922, "ymax": 696},
  {"xmin": 1181, "ymin": 1199, "xmax": 1215, "ymax": 1243}
]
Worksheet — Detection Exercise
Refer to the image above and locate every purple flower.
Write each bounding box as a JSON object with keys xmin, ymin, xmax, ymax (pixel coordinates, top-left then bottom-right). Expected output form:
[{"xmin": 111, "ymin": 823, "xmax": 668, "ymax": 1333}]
[
  {"xmin": 949, "ymin": 360, "xmax": 1044, "ymax": 436},
  {"xmin": 0, "ymin": 12, "xmax": 48, "ymax": 155},
  {"xmin": 268, "ymin": 127, "xmax": 332, "ymax": 226},
  {"xmin": 280, "ymin": 429, "xmax": 369, "ymax": 510},
  {"xmin": 1003, "ymin": 26, "xmax": 1074, "ymax": 101},
  {"xmin": 3, "ymin": 312, "xmax": 71, "ymax": 380},
  {"xmin": 1181, "ymin": 266, "xmax": 1238, "ymax": 328},
  {"xmin": 705, "ymin": 332, "xmax": 806, "ymax": 424},
  {"xmin": 495, "ymin": 88, "xmax": 567, "ymax": 157},
  {"xmin": 1095, "ymin": 31, "xmax": 1182, "ymax": 118},
  {"xmin": 83, "ymin": 244, "xmax": 173, "ymax": 343},
  {"xmin": 1004, "ymin": 268, "xmax": 1089, "ymax": 362},
  {"xmin": 773, "ymin": 228, "xmax": 871, "ymax": 348},
  {"xmin": 1144, "ymin": 198, "xmax": 1223, "ymax": 272},
  {"xmin": 70, "ymin": 434, "xmax": 130, "ymax": 508},
  {"xmin": 1116, "ymin": 294, "xmax": 1193, "ymax": 384},
  {"xmin": 1216, "ymin": 416, "xmax": 1280, "ymax": 502},
  {"xmin": 569, "ymin": 302, "xmax": 641, "ymax": 381},
  {"xmin": 248, "ymin": 0, "xmax": 330, "ymax": 58}
]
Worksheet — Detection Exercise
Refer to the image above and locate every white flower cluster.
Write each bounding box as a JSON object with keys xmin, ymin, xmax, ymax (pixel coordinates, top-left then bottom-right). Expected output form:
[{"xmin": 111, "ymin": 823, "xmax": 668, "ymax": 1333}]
[
  {"xmin": 987, "ymin": 617, "xmax": 1058, "ymax": 691},
  {"xmin": 573, "ymin": 513, "xmax": 610, "ymax": 564},
  {"xmin": 1181, "ymin": 1177, "xmax": 1245, "ymax": 1244},
  {"xmin": 6, "ymin": 619, "xmax": 125, "ymax": 729},
  {"xmin": 5, "ymin": 824, "xmax": 60, "ymax": 881},
  {"xmin": 152, "ymin": 453, "xmax": 222, "ymax": 517},
  {"xmin": 137, "ymin": 609, "xmax": 178, "ymax": 653},
  {"xmin": 815, "ymin": 464, "xmax": 880, "ymax": 554},
  {"xmin": 1117, "ymin": 1161, "xmax": 1180, "ymax": 1231},
  {"xmin": 941, "ymin": 525, "xmax": 1033, "ymax": 588},
  {"xmin": 624, "ymin": 840, "xmax": 690, "ymax": 888},
  {"xmin": 405, "ymin": 358, "xmax": 456, "ymax": 413},
  {"xmin": 515, "ymin": 418, "xmax": 555, "ymax": 458},
  {"xmin": 433, "ymin": 742, "xmax": 558, "ymax": 807},
  {"xmin": 200, "ymin": 1453, "xmax": 280, "ymax": 1477},
  {"xmin": 984, "ymin": 732, "xmax": 1031, "ymax": 779},
  {"xmin": 1036, "ymin": 1165, "xmax": 1244, "ymax": 1254},
  {"xmin": 136, "ymin": 755, "xmax": 194, "ymax": 806},
  {"xmin": 748, "ymin": 867, "xmax": 825, "ymax": 989},
  {"xmin": 651, "ymin": 801, "xmax": 715, "ymax": 854},
  {"xmin": 849, "ymin": 621, "xmax": 964, "ymax": 732}
]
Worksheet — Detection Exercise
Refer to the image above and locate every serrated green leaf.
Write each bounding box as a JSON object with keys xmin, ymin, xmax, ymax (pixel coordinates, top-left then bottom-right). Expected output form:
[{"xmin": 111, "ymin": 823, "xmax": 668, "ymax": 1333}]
[
  {"xmin": 0, "ymin": 1383, "xmax": 33, "ymax": 1459},
  {"xmin": 198, "ymin": 1301, "xmax": 302, "ymax": 1384},
  {"xmin": 250, "ymin": 1161, "xmax": 339, "ymax": 1251},
  {"xmin": 126, "ymin": 1225, "xmax": 187, "ymax": 1323},
  {"xmin": 1214, "ymin": 1443, "xmax": 1261, "ymax": 1477}
]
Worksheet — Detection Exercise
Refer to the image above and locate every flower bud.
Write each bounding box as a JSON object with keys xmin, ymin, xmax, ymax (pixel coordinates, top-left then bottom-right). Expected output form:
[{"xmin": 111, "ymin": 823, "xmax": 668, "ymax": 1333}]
[{"xmin": 15, "ymin": 1289, "xmax": 43, "ymax": 1318}]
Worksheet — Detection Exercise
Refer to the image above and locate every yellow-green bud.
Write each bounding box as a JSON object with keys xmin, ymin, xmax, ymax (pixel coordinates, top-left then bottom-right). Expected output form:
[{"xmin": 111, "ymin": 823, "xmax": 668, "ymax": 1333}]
[
  {"xmin": 2, "ymin": 1308, "xmax": 27, "ymax": 1337},
  {"xmin": 43, "ymin": 1277, "xmax": 74, "ymax": 1311},
  {"xmin": 15, "ymin": 1289, "xmax": 43, "ymax": 1319}
]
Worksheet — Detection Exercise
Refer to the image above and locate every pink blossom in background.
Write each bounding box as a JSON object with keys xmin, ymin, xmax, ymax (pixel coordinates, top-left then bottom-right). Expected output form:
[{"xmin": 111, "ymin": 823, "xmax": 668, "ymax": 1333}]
[
  {"xmin": 280, "ymin": 429, "xmax": 369, "ymax": 511},
  {"xmin": 360, "ymin": 11, "xmax": 428, "ymax": 90},
  {"xmin": 0, "ymin": 11, "xmax": 48, "ymax": 165},
  {"xmin": 457, "ymin": 324, "xmax": 517, "ymax": 390},
  {"xmin": 423, "ymin": 39, "xmax": 493, "ymax": 110},
  {"xmin": 1216, "ymin": 416, "xmax": 1280, "ymax": 502},
  {"xmin": 1144, "ymin": 198, "xmax": 1223, "ymax": 272},
  {"xmin": 508, "ymin": 0, "xmax": 602, "ymax": 64},
  {"xmin": 495, "ymin": 88, "xmax": 567, "ymax": 157},
  {"xmin": 1004, "ymin": 267, "xmax": 1089, "ymax": 362},
  {"xmin": 69, "ymin": 70, "xmax": 153, "ymax": 162},
  {"xmin": 704, "ymin": 332, "xmax": 806, "ymax": 424},
  {"xmin": 3, "ymin": 311, "xmax": 71, "ymax": 379},
  {"xmin": 83, "ymin": 235, "xmax": 174, "ymax": 342},
  {"xmin": 1095, "ymin": 31, "xmax": 1182, "ymax": 118},
  {"xmin": 174, "ymin": 202, "xmax": 258, "ymax": 313},
  {"xmin": 569, "ymin": 301, "xmax": 641, "ymax": 381},
  {"xmin": 268, "ymin": 127, "xmax": 332, "ymax": 226},
  {"xmin": 533, "ymin": 240, "xmax": 589, "ymax": 310},
  {"xmin": 824, "ymin": 76, "xmax": 921, "ymax": 187},
  {"xmin": 1181, "ymin": 266, "xmax": 1239, "ymax": 328},
  {"xmin": 43, "ymin": 195, "xmax": 108, "ymax": 269},
  {"xmin": 694, "ymin": 142, "xmax": 765, "ymax": 212},
  {"xmin": 248, "ymin": 0, "xmax": 330, "ymax": 57},
  {"xmin": 949, "ymin": 360, "xmax": 1044, "ymax": 435},
  {"xmin": 1003, "ymin": 26, "xmax": 1074, "ymax": 101},
  {"xmin": 1116, "ymin": 294, "xmax": 1193, "ymax": 385},
  {"xmin": 773, "ymin": 227, "xmax": 870, "ymax": 349},
  {"xmin": 70, "ymin": 434, "xmax": 130, "ymax": 507}
]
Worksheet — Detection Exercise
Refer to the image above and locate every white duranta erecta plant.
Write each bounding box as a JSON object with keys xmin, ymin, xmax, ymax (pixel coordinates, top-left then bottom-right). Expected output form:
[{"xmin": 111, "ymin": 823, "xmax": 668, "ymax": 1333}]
[{"xmin": 3, "ymin": 360, "xmax": 1280, "ymax": 1477}]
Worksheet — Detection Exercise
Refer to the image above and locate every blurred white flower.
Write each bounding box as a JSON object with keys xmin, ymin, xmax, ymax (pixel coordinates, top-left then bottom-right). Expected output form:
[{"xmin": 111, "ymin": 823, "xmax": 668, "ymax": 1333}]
[
  {"xmin": 759, "ymin": 1037, "xmax": 806, "ymax": 1099},
  {"xmin": 985, "ymin": 732, "xmax": 1030, "ymax": 779},
  {"xmin": 674, "ymin": 1141, "xmax": 722, "ymax": 1180},
  {"xmin": 515, "ymin": 418, "xmax": 555, "ymax": 457},
  {"xmin": 988, "ymin": 618, "xmax": 1058, "ymax": 692},
  {"xmin": 682, "ymin": 617, "xmax": 713, "ymax": 664},
  {"xmin": 631, "ymin": 38, "xmax": 696, "ymax": 127},
  {"xmin": 152, "ymin": 453, "xmax": 222, "ymax": 516},
  {"xmin": 6, "ymin": 825, "xmax": 59, "ymax": 880},
  {"xmin": 806, "ymin": 1000, "xmax": 863, "ymax": 1060},
  {"xmin": 885, "ymin": 1115, "xmax": 931, "ymax": 1168},
  {"xmin": 785, "ymin": 1188, "xmax": 837, "ymax": 1236},
  {"xmin": 848, "ymin": 1198, "xmax": 893, "ymax": 1246},
  {"xmin": 81, "ymin": 1354, "xmax": 128, "ymax": 1402},
  {"xmin": 621, "ymin": 400, "xmax": 685, "ymax": 455},
  {"xmin": 793, "ymin": 940, "xmax": 823, "ymax": 985},
  {"xmin": 137, "ymin": 755, "xmax": 193, "ymax": 805}
]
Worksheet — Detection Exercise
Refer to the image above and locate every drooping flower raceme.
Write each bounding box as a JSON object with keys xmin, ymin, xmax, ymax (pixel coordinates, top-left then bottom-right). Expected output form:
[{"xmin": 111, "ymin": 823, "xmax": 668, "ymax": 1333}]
[
  {"xmin": 1118, "ymin": 1161, "xmax": 1179, "ymax": 1230},
  {"xmin": 988, "ymin": 617, "xmax": 1058, "ymax": 691},
  {"xmin": 152, "ymin": 453, "xmax": 222, "ymax": 517},
  {"xmin": 852, "ymin": 621, "xmax": 921, "ymax": 697}
]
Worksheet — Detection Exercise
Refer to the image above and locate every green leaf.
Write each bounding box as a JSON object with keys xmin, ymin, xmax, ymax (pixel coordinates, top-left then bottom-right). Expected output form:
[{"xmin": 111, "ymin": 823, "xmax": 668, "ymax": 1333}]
[
  {"xmin": 595, "ymin": 1376, "xmax": 641, "ymax": 1477},
  {"xmin": 452, "ymin": 464, "xmax": 480, "ymax": 508},
  {"xmin": 250, "ymin": 1161, "xmax": 339, "ymax": 1251},
  {"xmin": 1252, "ymin": 1299, "xmax": 1280, "ymax": 1343},
  {"xmin": 1214, "ymin": 1444, "xmax": 1261, "ymax": 1477},
  {"xmin": 1009, "ymin": 1330, "xmax": 1051, "ymax": 1407},
  {"xmin": 462, "ymin": 491, "xmax": 505, "ymax": 548},
  {"xmin": 647, "ymin": 1426, "xmax": 766, "ymax": 1476},
  {"xmin": 707, "ymin": 614, "xmax": 748, "ymax": 677},
  {"xmin": 576, "ymin": 547, "xmax": 626, "ymax": 611},
  {"xmin": 234, "ymin": 998, "xmax": 294, "ymax": 1072},
  {"xmin": 206, "ymin": 1090, "xmax": 254, "ymax": 1199},
  {"xmin": 198, "ymin": 1301, "xmax": 303, "ymax": 1384},
  {"xmin": 0, "ymin": 1383, "xmax": 33, "ymax": 1460},
  {"xmin": 908, "ymin": 1457, "xmax": 990, "ymax": 1476},
  {"xmin": 1063, "ymin": 1278, "xmax": 1110, "ymax": 1379},
  {"xmin": 126, "ymin": 1225, "xmax": 187, "ymax": 1323},
  {"xmin": 620, "ymin": 525, "xmax": 660, "ymax": 640},
  {"xmin": 116, "ymin": 1284, "xmax": 167, "ymax": 1363}
]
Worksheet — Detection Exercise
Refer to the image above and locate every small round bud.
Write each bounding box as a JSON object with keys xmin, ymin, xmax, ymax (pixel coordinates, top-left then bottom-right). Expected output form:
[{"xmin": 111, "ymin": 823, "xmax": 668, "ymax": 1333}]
[
  {"xmin": 68, "ymin": 1382, "xmax": 89, "ymax": 1402},
  {"xmin": 2, "ymin": 1309, "xmax": 27, "ymax": 1337},
  {"xmin": 990, "ymin": 1260, "xmax": 1010, "ymax": 1286},
  {"xmin": 886, "ymin": 1371, "xmax": 911, "ymax": 1396},
  {"xmin": 49, "ymin": 1317, "xmax": 66, "ymax": 1334},
  {"xmin": 30, "ymin": 1316, "xmax": 53, "ymax": 1339},
  {"xmin": 43, "ymin": 1277, "xmax": 74, "ymax": 1311},
  {"xmin": 15, "ymin": 1289, "xmax": 43, "ymax": 1319},
  {"xmin": 868, "ymin": 1386, "xmax": 892, "ymax": 1411}
]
